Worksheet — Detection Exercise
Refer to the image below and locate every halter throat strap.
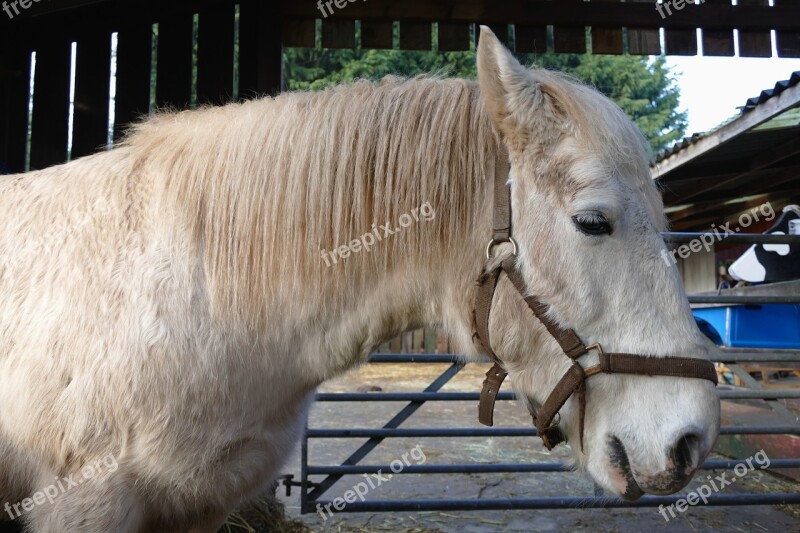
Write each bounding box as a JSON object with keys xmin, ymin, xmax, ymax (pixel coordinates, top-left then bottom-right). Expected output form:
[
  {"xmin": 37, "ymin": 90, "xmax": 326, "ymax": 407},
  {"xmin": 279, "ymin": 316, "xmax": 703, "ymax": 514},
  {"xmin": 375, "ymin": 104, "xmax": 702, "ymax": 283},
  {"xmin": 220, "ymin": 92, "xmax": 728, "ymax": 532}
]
[{"xmin": 472, "ymin": 151, "xmax": 718, "ymax": 451}]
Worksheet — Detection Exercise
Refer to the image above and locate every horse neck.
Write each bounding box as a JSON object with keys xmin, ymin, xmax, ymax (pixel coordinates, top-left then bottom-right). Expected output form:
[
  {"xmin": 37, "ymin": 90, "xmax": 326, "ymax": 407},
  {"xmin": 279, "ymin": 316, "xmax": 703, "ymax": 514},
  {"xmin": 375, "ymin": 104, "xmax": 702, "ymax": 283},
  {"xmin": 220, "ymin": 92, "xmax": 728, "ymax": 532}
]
[{"xmin": 156, "ymin": 83, "xmax": 500, "ymax": 364}]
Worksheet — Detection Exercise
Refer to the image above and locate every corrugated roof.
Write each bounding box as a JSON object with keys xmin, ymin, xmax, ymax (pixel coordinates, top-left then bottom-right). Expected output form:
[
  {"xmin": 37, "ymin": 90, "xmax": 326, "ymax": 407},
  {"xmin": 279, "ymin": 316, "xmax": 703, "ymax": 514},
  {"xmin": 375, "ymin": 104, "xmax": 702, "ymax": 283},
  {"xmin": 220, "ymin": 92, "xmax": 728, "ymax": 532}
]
[
  {"xmin": 740, "ymin": 71, "xmax": 800, "ymax": 112},
  {"xmin": 654, "ymin": 71, "xmax": 800, "ymax": 164}
]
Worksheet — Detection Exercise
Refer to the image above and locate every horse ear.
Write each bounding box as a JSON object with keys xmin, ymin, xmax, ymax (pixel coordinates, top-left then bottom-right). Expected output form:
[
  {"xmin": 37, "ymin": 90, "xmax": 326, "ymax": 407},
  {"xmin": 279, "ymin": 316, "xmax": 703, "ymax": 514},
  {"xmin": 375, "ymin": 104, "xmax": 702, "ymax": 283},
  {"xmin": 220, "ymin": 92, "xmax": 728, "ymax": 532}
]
[{"xmin": 477, "ymin": 26, "xmax": 556, "ymax": 147}]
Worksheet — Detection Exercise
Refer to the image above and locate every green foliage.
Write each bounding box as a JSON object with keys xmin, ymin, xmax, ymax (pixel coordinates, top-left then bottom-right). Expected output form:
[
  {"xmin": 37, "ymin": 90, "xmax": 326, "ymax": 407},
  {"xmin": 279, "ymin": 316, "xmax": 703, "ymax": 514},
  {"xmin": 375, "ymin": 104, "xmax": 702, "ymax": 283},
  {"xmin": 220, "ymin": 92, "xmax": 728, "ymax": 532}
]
[
  {"xmin": 547, "ymin": 54, "xmax": 687, "ymax": 152},
  {"xmin": 284, "ymin": 45, "xmax": 686, "ymax": 153}
]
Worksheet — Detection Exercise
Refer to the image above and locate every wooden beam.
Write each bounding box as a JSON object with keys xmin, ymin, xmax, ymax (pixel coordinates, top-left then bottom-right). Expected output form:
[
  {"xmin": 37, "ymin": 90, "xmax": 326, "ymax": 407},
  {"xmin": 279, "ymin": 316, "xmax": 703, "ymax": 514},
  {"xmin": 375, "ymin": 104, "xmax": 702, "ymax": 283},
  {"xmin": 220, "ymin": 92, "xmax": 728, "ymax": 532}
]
[
  {"xmin": 283, "ymin": 18, "xmax": 316, "ymax": 48},
  {"xmin": 662, "ymin": 164, "xmax": 800, "ymax": 202},
  {"xmin": 663, "ymin": 134, "xmax": 800, "ymax": 206},
  {"xmin": 668, "ymin": 167, "xmax": 800, "ymax": 216},
  {"xmin": 197, "ymin": 1, "xmax": 236, "ymax": 106},
  {"xmin": 670, "ymin": 191, "xmax": 800, "ymax": 231},
  {"xmin": 627, "ymin": 0, "xmax": 661, "ymax": 55},
  {"xmin": 438, "ymin": 22, "xmax": 470, "ymax": 51},
  {"xmin": 775, "ymin": 0, "xmax": 800, "ymax": 57},
  {"xmin": 155, "ymin": 14, "xmax": 194, "ymax": 110},
  {"xmin": 590, "ymin": 0, "xmax": 623, "ymax": 55},
  {"xmin": 701, "ymin": 0, "xmax": 735, "ymax": 57},
  {"xmin": 114, "ymin": 22, "xmax": 151, "ymax": 141},
  {"xmin": 400, "ymin": 21, "xmax": 432, "ymax": 51},
  {"xmin": 282, "ymin": 2, "xmax": 800, "ymax": 31},
  {"xmin": 29, "ymin": 40, "xmax": 71, "ymax": 170},
  {"xmin": 362, "ymin": 20, "xmax": 393, "ymax": 50},
  {"xmin": 653, "ymin": 82, "xmax": 800, "ymax": 180},
  {"xmin": 738, "ymin": 0, "xmax": 773, "ymax": 57},
  {"xmin": 239, "ymin": 0, "xmax": 283, "ymax": 98},
  {"xmin": 72, "ymin": 30, "xmax": 112, "ymax": 158},
  {"xmin": 515, "ymin": 25, "xmax": 547, "ymax": 53},
  {"xmin": 322, "ymin": 19, "xmax": 355, "ymax": 49},
  {"xmin": 0, "ymin": 41, "xmax": 31, "ymax": 173}
]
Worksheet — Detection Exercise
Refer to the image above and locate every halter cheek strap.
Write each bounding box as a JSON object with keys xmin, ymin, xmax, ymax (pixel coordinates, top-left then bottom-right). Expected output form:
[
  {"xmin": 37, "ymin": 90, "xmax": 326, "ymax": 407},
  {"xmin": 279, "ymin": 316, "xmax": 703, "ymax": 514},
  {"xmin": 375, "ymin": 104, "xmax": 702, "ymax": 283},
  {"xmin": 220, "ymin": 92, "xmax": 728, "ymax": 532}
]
[{"xmin": 472, "ymin": 149, "xmax": 718, "ymax": 451}]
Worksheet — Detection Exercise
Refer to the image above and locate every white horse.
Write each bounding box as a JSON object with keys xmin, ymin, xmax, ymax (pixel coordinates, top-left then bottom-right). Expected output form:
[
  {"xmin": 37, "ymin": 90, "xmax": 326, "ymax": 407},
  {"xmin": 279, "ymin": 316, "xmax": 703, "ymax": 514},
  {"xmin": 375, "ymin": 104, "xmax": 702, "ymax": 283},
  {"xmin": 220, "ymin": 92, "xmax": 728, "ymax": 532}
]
[{"xmin": 0, "ymin": 27, "xmax": 719, "ymax": 531}]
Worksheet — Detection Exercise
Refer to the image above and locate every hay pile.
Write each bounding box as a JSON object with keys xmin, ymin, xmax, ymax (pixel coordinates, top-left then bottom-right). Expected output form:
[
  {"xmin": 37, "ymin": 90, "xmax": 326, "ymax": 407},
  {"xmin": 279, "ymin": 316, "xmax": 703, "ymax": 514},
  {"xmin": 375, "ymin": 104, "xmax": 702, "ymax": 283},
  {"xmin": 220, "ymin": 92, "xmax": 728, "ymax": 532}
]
[{"xmin": 219, "ymin": 491, "xmax": 309, "ymax": 533}]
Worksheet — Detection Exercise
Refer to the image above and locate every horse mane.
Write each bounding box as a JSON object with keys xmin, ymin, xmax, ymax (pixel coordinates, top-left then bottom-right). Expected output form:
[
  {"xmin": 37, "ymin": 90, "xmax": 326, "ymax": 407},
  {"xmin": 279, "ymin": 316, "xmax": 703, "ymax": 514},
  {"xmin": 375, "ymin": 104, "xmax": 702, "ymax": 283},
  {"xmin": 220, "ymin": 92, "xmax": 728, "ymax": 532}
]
[
  {"xmin": 119, "ymin": 72, "xmax": 657, "ymax": 325},
  {"xmin": 121, "ymin": 76, "xmax": 500, "ymax": 323}
]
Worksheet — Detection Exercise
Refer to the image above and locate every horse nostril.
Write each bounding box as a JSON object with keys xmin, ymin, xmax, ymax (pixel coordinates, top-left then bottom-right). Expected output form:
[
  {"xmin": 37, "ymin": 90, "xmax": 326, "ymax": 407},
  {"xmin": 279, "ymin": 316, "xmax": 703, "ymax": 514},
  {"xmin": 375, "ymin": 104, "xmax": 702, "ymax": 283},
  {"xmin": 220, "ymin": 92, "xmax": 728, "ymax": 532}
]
[{"xmin": 672, "ymin": 431, "xmax": 702, "ymax": 472}]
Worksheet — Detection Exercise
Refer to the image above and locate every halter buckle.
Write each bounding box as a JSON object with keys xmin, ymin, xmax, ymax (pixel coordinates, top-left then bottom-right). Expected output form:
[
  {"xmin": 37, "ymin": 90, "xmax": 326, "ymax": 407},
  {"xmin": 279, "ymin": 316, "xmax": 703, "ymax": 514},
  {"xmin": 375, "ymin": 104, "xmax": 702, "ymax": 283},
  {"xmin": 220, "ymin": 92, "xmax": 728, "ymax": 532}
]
[
  {"xmin": 485, "ymin": 237, "xmax": 518, "ymax": 259},
  {"xmin": 582, "ymin": 343, "xmax": 605, "ymax": 377}
]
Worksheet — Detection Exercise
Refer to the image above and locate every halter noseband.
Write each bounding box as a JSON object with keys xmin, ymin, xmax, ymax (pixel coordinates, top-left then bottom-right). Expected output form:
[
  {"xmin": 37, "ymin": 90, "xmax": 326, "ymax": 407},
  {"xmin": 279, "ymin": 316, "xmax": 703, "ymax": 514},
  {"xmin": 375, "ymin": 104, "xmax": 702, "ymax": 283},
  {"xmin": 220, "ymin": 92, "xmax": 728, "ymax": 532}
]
[{"xmin": 472, "ymin": 150, "xmax": 718, "ymax": 451}]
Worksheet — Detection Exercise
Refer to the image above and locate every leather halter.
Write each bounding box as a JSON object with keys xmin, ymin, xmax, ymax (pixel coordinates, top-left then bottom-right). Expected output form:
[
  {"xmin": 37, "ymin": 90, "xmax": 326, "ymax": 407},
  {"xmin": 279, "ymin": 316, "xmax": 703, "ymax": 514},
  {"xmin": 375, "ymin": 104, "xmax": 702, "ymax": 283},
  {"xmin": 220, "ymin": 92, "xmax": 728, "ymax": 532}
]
[{"xmin": 472, "ymin": 150, "xmax": 718, "ymax": 451}]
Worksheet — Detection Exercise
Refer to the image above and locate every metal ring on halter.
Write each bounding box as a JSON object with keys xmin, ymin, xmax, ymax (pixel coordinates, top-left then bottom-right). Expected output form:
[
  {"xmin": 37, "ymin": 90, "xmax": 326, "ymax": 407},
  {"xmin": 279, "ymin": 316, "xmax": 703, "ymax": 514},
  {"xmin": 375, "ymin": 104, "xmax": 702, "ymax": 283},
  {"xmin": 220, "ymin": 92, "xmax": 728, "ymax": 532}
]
[{"xmin": 485, "ymin": 237, "xmax": 518, "ymax": 260}]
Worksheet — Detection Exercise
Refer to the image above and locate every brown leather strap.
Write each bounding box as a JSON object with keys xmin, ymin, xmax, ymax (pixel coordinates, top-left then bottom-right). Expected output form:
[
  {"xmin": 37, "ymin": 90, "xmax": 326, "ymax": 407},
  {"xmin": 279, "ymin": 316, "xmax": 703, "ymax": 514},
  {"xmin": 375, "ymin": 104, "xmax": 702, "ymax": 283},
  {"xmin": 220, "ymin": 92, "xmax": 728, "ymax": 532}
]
[
  {"xmin": 473, "ymin": 268, "xmax": 502, "ymax": 362},
  {"xmin": 471, "ymin": 152, "xmax": 718, "ymax": 452},
  {"xmin": 479, "ymin": 363, "xmax": 508, "ymax": 426},
  {"xmin": 501, "ymin": 259, "xmax": 587, "ymax": 360},
  {"xmin": 599, "ymin": 352, "xmax": 718, "ymax": 383},
  {"xmin": 492, "ymin": 153, "xmax": 511, "ymax": 242},
  {"xmin": 533, "ymin": 363, "xmax": 585, "ymax": 449}
]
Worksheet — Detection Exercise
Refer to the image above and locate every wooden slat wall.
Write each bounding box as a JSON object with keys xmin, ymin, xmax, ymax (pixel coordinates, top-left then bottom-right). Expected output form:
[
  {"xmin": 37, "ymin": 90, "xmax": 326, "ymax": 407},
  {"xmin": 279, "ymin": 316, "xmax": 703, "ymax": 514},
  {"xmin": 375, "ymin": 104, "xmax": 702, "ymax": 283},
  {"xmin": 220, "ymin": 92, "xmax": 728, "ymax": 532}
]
[
  {"xmin": 591, "ymin": 0, "xmax": 623, "ymax": 55},
  {"xmin": 515, "ymin": 25, "xmax": 548, "ymax": 54},
  {"xmin": 515, "ymin": 0, "xmax": 548, "ymax": 53},
  {"xmin": 775, "ymin": 0, "xmax": 800, "ymax": 57},
  {"xmin": 480, "ymin": 24, "xmax": 508, "ymax": 47},
  {"xmin": 197, "ymin": 1, "xmax": 236, "ymax": 106},
  {"xmin": 0, "ymin": 44, "xmax": 32, "ymax": 173},
  {"xmin": 664, "ymin": 7, "xmax": 698, "ymax": 55},
  {"xmin": 438, "ymin": 23, "xmax": 470, "ymax": 51},
  {"xmin": 400, "ymin": 21, "xmax": 432, "ymax": 50},
  {"xmin": 29, "ymin": 41, "xmax": 71, "ymax": 170},
  {"xmin": 155, "ymin": 15, "xmax": 194, "ymax": 109},
  {"xmin": 701, "ymin": 0, "xmax": 735, "ymax": 57},
  {"xmin": 5, "ymin": 1, "xmax": 798, "ymax": 174},
  {"xmin": 738, "ymin": 0, "xmax": 772, "ymax": 57},
  {"xmin": 72, "ymin": 31, "xmax": 111, "ymax": 159},
  {"xmin": 114, "ymin": 23, "xmax": 152, "ymax": 141},
  {"xmin": 239, "ymin": 0, "xmax": 283, "ymax": 98},
  {"xmin": 322, "ymin": 19, "xmax": 355, "ymax": 48},
  {"xmin": 553, "ymin": 0, "xmax": 586, "ymax": 54},
  {"xmin": 628, "ymin": 0, "xmax": 661, "ymax": 55},
  {"xmin": 283, "ymin": 18, "xmax": 316, "ymax": 48},
  {"xmin": 361, "ymin": 20, "xmax": 393, "ymax": 49},
  {"xmin": 274, "ymin": 3, "xmax": 795, "ymax": 59}
]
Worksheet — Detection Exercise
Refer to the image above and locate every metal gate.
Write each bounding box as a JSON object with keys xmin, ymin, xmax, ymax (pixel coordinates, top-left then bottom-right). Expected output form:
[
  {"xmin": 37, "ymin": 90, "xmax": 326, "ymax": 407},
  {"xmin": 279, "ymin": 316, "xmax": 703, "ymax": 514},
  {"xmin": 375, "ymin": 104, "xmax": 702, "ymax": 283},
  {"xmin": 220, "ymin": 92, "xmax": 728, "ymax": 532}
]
[{"xmin": 296, "ymin": 231, "xmax": 800, "ymax": 514}]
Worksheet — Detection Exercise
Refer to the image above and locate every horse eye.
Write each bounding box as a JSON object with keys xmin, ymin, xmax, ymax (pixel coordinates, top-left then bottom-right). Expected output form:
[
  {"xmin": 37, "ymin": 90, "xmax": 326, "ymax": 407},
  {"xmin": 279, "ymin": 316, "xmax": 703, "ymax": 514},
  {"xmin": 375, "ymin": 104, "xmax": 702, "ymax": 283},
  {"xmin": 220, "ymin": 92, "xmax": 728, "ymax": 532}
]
[{"xmin": 572, "ymin": 213, "xmax": 612, "ymax": 236}]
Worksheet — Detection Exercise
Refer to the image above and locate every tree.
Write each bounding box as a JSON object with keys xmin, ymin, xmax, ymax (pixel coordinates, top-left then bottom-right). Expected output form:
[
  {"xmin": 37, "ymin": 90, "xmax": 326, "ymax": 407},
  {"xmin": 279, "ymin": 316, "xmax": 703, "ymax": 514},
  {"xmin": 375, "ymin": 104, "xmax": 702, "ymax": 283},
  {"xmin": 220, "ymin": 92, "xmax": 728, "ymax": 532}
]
[{"xmin": 284, "ymin": 45, "xmax": 686, "ymax": 153}]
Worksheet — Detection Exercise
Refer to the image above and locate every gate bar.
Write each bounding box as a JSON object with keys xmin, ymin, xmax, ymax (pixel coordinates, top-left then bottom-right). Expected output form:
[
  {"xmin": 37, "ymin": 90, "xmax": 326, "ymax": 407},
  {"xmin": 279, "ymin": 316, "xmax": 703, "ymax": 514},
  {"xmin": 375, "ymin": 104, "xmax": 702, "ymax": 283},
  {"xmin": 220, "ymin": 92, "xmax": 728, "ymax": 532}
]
[
  {"xmin": 306, "ymin": 426, "xmax": 800, "ymax": 438},
  {"xmin": 316, "ymin": 390, "xmax": 800, "ymax": 401},
  {"xmin": 303, "ymin": 362, "xmax": 465, "ymax": 508},
  {"xmin": 313, "ymin": 493, "xmax": 800, "ymax": 513},
  {"xmin": 306, "ymin": 458, "xmax": 800, "ymax": 475}
]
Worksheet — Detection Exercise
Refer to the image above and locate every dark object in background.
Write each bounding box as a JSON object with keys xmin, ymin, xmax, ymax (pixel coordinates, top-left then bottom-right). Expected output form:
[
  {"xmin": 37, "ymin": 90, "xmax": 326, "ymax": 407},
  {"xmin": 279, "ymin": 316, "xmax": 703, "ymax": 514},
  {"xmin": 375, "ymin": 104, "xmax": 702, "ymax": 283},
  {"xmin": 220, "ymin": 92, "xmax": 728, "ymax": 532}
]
[{"xmin": 729, "ymin": 205, "xmax": 800, "ymax": 283}]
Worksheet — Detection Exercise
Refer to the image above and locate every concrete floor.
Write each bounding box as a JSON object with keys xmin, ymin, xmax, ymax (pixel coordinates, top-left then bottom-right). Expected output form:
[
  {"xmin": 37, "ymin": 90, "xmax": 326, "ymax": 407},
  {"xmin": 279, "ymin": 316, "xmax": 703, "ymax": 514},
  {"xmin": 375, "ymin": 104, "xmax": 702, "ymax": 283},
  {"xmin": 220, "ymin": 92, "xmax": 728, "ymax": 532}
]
[{"xmin": 277, "ymin": 362, "xmax": 800, "ymax": 533}]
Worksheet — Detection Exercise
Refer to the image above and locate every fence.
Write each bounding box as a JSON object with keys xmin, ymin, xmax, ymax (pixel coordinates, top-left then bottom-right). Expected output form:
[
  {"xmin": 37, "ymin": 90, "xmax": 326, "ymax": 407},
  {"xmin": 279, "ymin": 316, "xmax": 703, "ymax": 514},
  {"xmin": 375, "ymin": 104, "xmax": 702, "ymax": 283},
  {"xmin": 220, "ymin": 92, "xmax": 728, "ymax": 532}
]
[
  {"xmin": 3, "ymin": 1, "xmax": 800, "ymax": 176},
  {"xmin": 293, "ymin": 231, "xmax": 800, "ymax": 515}
]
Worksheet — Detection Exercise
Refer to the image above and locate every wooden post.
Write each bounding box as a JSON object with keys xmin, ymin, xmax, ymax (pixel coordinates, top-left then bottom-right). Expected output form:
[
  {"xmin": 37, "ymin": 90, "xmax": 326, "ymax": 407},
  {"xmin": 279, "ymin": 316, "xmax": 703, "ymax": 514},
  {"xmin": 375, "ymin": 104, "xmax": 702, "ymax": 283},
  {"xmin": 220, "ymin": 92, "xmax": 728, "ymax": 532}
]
[
  {"xmin": 0, "ymin": 37, "xmax": 31, "ymax": 174},
  {"xmin": 239, "ymin": 0, "xmax": 283, "ymax": 99}
]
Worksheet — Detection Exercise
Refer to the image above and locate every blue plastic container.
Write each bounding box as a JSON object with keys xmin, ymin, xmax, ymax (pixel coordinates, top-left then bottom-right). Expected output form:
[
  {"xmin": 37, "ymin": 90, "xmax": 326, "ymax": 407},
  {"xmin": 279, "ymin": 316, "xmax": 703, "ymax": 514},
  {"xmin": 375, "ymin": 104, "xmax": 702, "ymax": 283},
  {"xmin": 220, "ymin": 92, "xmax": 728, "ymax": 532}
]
[{"xmin": 692, "ymin": 304, "xmax": 800, "ymax": 349}]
